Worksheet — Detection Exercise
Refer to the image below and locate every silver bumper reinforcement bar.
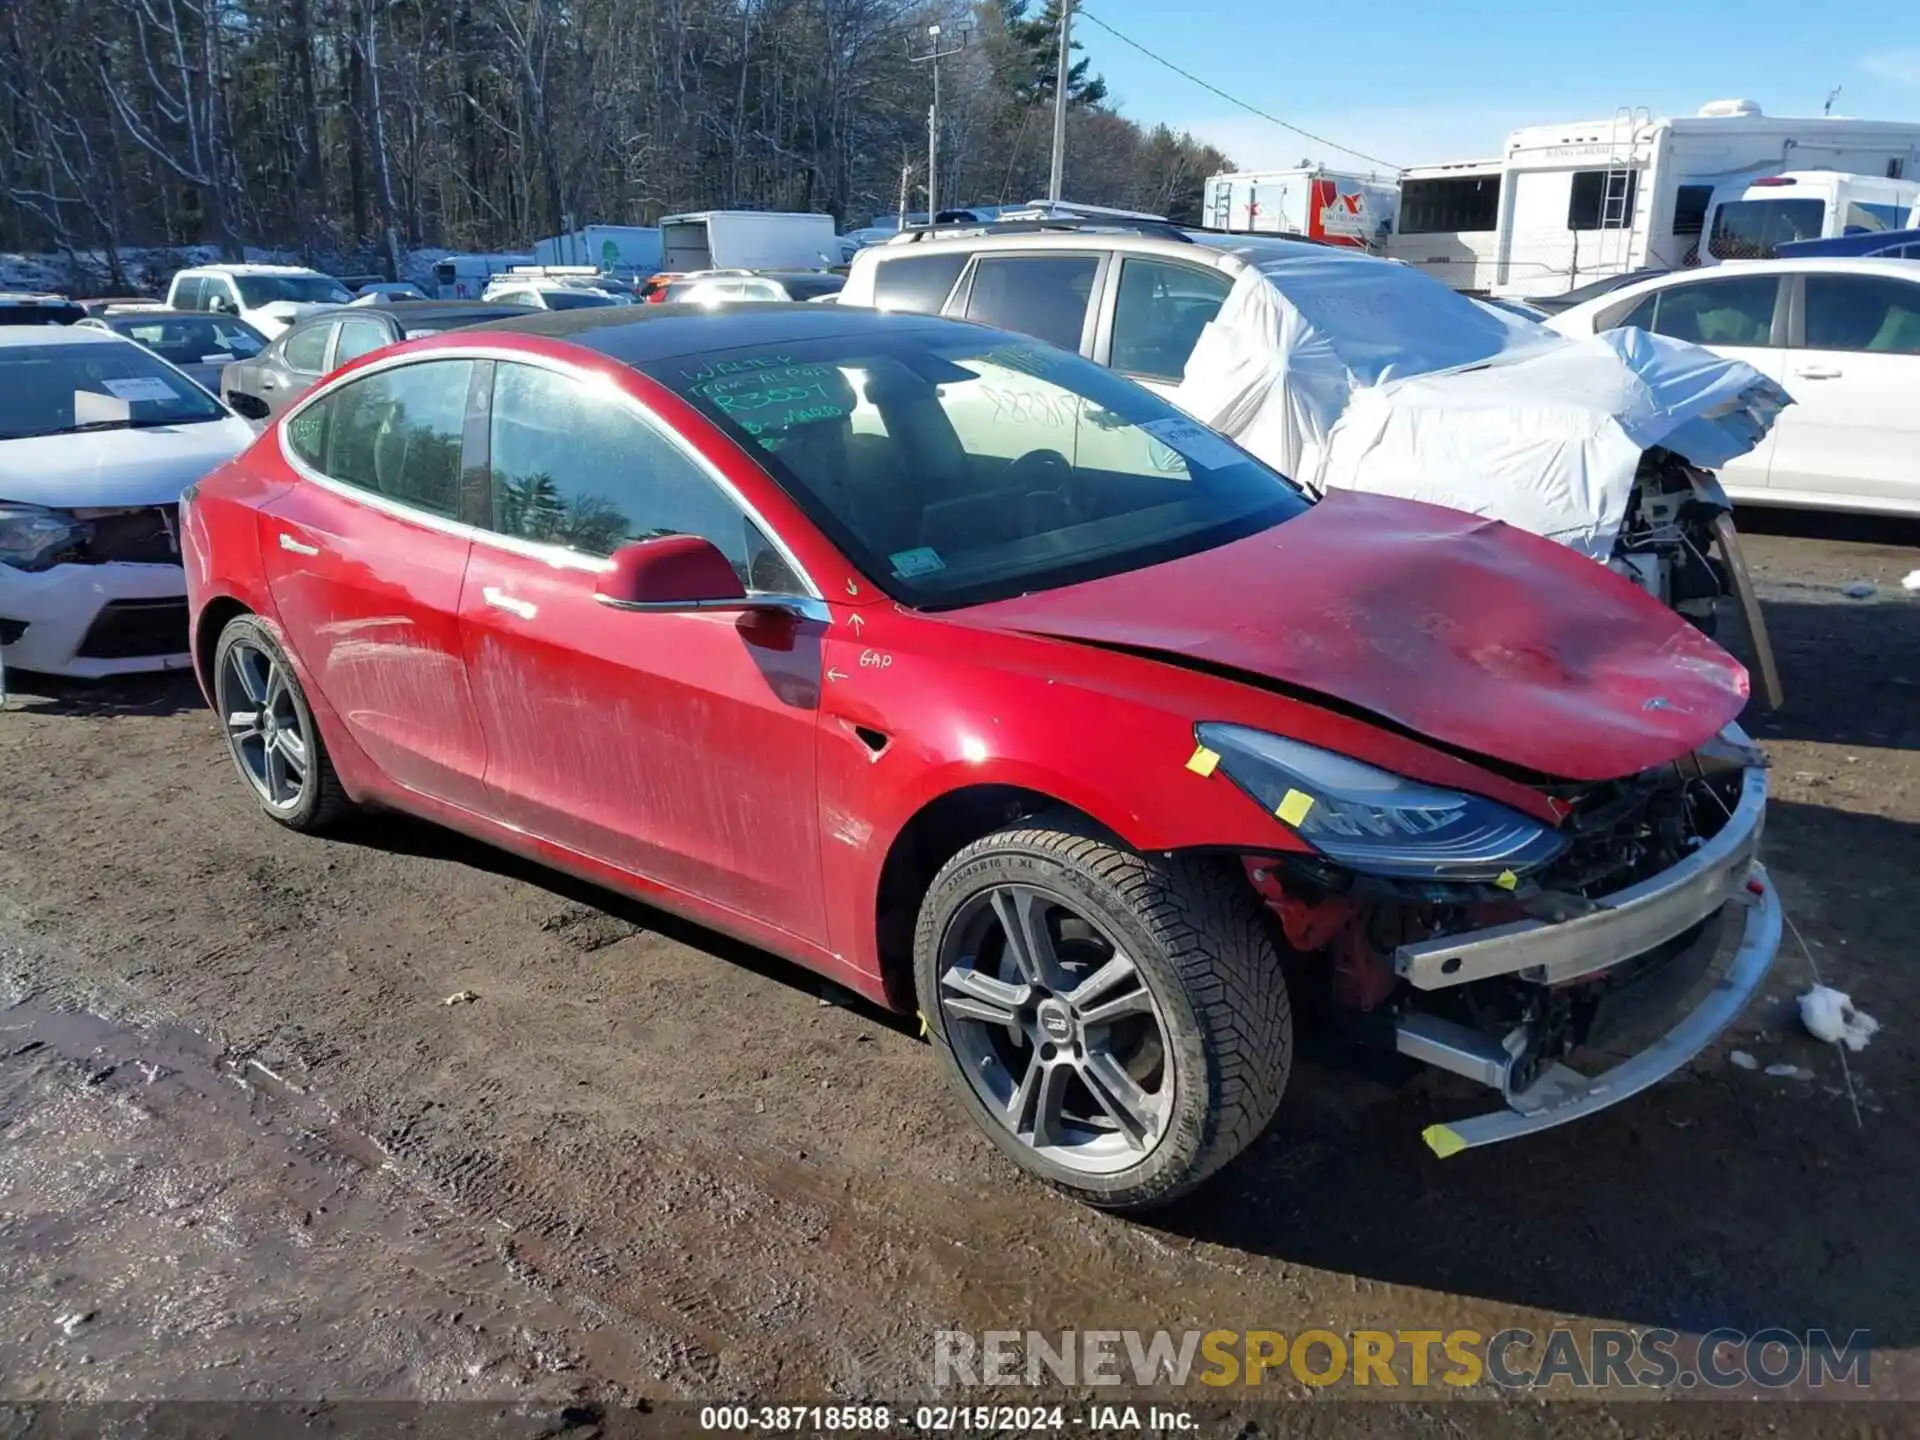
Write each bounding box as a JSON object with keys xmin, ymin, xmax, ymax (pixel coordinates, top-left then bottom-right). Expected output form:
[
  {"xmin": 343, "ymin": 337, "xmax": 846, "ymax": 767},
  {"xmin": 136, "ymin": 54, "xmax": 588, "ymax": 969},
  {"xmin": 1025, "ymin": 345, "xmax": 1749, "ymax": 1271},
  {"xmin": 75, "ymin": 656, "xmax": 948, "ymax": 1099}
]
[{"xmin": 1400, "ymin": 861, "xmax": 1781, "ymax": 1157}]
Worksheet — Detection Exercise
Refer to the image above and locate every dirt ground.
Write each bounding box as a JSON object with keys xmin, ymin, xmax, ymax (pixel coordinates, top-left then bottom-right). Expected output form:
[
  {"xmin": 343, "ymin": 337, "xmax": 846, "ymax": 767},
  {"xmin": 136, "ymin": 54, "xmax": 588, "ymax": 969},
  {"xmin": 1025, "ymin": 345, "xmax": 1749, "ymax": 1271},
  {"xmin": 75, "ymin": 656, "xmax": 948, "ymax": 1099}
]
[{"xmin": 2, "ymin": 510, "xmax": 1916, "ymax": 1425}]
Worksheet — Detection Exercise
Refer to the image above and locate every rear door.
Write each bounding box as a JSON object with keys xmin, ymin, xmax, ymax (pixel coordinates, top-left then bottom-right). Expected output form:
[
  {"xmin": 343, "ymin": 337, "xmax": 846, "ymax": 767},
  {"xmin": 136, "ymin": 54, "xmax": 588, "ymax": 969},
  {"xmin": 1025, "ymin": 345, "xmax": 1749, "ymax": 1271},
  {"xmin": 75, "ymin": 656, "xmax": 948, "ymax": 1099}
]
[
  {"xmin": 263, "ymin": 357, "xmax": 491, "ymax": 809},
  {"xmin": 257, "ymin": 319, "xmax": 338, "ymax": 420},
  {"xmin": 951, "ymin": 251, "xmax": 1109, "ymax": 357},
  {"xmin": 1766, "ymin": 270, "xmax": 1920, "ymax": 511},
  {"xmin": 1601, "ymin": 271, "xmax": 1787, "ymax": 500}
]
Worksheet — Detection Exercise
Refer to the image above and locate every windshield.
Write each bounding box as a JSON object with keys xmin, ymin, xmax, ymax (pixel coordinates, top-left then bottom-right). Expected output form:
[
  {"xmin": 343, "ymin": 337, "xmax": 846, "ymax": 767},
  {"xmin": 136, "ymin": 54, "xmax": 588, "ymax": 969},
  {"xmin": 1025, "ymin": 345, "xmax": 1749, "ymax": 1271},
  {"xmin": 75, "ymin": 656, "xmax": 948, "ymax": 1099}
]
[
  {"xmin": 647, "ymin": 331, "xmax": 1310, "ymax": 607},
  {"xmin": 543, "ymin": 289, "xmax": 620, "ymax": 310},
  {"xmin": 234, "ymin": 274, "xmax": 353, "ymax": 307},
  {"xmin": 0, "ymin": 340, "xmax": 228, "ymax": 438},
  {"xmin": 107, "ymin": 314, "xmax": 265, "ymax": 364}
]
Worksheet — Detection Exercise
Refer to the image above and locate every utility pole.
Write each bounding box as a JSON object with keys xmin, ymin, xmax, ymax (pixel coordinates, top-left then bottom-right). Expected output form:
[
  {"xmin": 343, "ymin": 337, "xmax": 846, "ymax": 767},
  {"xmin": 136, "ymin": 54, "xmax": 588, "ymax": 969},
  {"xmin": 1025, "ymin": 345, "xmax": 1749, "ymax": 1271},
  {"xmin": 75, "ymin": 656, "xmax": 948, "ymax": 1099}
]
[
  {"xmin": 1047, "ymin": 0, "xmax": 1073, "ymax": 202},
  {"xmin": 909, "ymin": 22, "xmax": 968, "ymax": 221}
]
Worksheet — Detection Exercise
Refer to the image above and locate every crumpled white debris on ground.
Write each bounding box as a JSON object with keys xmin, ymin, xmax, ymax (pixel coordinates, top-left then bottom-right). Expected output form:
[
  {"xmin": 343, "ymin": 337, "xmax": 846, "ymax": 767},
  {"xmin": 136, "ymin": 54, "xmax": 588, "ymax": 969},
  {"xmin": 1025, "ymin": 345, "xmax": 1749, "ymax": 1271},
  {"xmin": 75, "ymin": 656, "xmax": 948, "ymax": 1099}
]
[
  {"xmin": 1904, "ymin": 569, "xmax": 1920, "ymax": 593},
  {"xmin": 1799, "ymin": 986, "xmax": 1880, "ymax": 1051},
  {"xmin": 1729, "ymin": 1049, "xmax": 1758, "ymax": 1070}
]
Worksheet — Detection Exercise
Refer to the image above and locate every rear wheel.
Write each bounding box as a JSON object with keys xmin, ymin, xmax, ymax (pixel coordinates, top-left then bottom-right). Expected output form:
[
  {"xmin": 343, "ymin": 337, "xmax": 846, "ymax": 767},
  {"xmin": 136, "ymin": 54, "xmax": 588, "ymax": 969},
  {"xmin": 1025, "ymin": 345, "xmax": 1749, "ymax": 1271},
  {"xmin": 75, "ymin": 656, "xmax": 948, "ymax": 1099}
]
[
  {"xmin": 913, "ymin": 814, "xmax": 1292, "ymax": 1211},
  {"xmin": 212, "ymin": 614, "xmax": 351, "ymax": 832}
]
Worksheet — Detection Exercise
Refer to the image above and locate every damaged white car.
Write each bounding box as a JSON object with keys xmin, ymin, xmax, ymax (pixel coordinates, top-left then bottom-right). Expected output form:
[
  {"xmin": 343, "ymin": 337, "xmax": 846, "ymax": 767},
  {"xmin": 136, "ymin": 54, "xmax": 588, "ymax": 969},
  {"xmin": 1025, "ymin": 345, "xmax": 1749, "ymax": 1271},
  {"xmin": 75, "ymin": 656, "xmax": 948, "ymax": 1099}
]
[
  {"xmin": 843, "ymin": 224, "xmax": 1787, "ymax": 704},
  {"xmin": 0, "ymin": 326, "xmax": 257, "ymax": 679}
]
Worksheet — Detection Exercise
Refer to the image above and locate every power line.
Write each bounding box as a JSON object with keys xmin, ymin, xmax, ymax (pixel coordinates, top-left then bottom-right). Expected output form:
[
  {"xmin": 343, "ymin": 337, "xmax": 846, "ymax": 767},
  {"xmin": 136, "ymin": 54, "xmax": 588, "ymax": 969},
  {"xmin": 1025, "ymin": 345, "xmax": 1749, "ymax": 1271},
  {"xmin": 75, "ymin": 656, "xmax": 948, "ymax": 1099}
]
[{"xmin": 1072, "ymin": 7, "xmax": 1402, "ymax": 173}]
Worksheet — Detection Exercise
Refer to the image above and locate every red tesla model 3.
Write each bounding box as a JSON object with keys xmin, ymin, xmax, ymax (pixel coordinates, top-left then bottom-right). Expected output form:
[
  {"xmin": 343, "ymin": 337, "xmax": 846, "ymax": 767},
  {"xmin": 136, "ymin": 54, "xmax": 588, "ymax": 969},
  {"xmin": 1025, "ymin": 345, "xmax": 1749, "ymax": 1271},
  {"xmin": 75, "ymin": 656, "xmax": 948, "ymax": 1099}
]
[{"xmin": 181, "ymin": 305, "xmax": 1779, "ymax": 1210}]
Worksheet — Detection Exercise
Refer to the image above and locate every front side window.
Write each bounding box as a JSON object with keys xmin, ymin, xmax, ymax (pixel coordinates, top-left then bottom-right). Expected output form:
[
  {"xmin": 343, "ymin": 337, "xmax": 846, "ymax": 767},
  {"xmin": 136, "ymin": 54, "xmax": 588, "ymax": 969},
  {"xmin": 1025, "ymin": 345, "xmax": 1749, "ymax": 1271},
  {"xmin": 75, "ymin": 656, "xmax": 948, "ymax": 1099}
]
[
  {"xmin": 0, "ymin": 340, "xmax": 228, "ymax": 439},
  {"xmin": 1804, "ymin": 274, "xmax": 1920, "ymax": 354},
  {"xmin": 486, "ymin": 361, "xmax": 784, "ymax": 583},
  {"xmin": 334, "ymin": 317, "xmax": 394, "ymax": 365},
  {"xmin": 651, "ymin": 331, "xmax": 1308, "ymax": 608},
  {"xmin": 234, "ymin": 273, "xmax": 353, "ymax": 307},
  {"xmin": 1645, "ymin": 275, "xmax": 1780, "ymax": 347},
  {"xmin": 963, "ymin": 255, "xmax": 1100, "ymax": 351},
  {"xmin": 1109, "ymin": 259, "xmax": 1233, "ymax": 381},
  {"xmin": 292, "ymin": 359, "xmax": 473, "ymax": 518},
  {"xmin": 1709, "ymin": 198, "xmax": 1824, "ymax": 260},
  {"xmin": 870, "ymin": 254, "xmax": 967, "ymax": 313},
  {"xmin": 282, "ymin": 322, "xmax": 335, "ymax": 373}
]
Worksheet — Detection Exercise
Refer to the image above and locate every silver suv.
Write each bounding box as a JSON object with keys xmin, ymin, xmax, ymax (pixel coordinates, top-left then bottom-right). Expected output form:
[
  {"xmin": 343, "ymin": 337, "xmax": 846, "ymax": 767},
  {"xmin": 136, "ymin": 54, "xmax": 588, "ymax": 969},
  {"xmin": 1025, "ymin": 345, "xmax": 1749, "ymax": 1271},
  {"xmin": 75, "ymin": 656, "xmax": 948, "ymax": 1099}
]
[{"xmin": 840, "ymin": 217, "xmax": 1315, "ymax": 400}]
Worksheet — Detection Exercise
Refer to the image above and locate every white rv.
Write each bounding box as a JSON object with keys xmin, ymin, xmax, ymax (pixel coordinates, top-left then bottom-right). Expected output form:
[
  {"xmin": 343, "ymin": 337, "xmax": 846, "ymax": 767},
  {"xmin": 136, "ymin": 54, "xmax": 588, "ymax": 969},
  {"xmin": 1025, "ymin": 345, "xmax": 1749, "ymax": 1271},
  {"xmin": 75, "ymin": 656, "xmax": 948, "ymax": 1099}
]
[
  {"xmin": 1200, "ymin": 167, "xmax": 1399, "ymax": 249},
  {"xmin": 1385, "ymin": 101, "xmax": 1920, "ymax": 299}
]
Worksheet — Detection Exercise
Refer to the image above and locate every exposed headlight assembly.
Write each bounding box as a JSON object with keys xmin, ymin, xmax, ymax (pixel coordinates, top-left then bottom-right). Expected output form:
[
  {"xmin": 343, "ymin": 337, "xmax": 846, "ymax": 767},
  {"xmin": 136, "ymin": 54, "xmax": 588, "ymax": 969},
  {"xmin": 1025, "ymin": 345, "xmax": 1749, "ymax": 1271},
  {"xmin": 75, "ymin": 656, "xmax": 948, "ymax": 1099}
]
[
  {"xmin": 0, "ymin": 502, "xmax": 86, "ymax": 572},
  {"xmin": 1197, "ymin": 723, "xmax": 1568, "ymax": 883}
]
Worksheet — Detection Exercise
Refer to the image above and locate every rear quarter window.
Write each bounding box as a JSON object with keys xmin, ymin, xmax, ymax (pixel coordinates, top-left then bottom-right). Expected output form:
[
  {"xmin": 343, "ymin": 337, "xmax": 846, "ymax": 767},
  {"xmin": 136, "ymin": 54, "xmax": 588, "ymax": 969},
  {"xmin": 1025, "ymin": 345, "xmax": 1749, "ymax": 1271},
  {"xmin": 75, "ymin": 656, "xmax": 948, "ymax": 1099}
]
[{"xmin": 869, "ymin": 253, "xmax": 968, "ymax": 313}]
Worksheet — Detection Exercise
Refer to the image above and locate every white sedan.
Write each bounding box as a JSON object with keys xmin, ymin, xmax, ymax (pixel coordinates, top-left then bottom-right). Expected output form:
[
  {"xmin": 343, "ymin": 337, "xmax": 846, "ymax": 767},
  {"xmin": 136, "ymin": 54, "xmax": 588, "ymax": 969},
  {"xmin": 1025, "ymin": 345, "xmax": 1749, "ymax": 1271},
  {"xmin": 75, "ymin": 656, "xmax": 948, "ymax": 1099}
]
[
  {"xmin": 0, "ymin": 326, "xmax": 258, "ymax": 678},
  {"xmin": 1547, "ymin": 257, "xmax": 1920, "ymax": 518}
]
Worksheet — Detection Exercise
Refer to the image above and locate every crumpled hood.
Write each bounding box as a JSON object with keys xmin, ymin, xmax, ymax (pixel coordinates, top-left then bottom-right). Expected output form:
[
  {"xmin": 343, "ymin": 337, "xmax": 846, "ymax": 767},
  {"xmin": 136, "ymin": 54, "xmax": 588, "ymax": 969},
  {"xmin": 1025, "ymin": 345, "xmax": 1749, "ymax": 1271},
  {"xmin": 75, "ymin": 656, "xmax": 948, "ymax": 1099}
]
[
  {"xmin": 944, "ymin": 490, "xmax": 1749, "ymax": 782},
  {"xmin": 1171, "ymin": 260, "xmax": 1791, "ymax": 561},
  {"xmin": 0, "ymin": 417, "xmax": 257, "ymax": 508}
]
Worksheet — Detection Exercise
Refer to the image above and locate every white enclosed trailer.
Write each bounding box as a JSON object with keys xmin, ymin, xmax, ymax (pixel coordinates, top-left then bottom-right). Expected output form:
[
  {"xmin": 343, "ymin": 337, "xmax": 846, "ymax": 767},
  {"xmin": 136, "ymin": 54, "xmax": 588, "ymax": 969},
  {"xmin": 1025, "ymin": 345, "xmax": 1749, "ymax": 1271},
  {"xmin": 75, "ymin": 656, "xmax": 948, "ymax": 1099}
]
[
  {"xmin": 658, "ymin": 211, "xmax": 840, "ymax": 273},
  {"xmin": 1386, "ymin": 101, "xmax": 1920, "ymax": 298},
  {"xmin": 534, "ymin": 225, "xmax": 664, "ymax": 274}
]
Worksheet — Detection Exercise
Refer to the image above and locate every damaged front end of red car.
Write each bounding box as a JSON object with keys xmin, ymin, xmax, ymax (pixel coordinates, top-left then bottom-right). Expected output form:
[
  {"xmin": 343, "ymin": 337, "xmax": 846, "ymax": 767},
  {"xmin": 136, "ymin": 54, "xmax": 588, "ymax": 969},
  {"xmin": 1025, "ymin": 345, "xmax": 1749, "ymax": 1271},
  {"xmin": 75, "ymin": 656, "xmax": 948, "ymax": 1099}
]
[{"xmin": 1217, "ymin": 722, "xmax": 1779, "ymax": 1156}]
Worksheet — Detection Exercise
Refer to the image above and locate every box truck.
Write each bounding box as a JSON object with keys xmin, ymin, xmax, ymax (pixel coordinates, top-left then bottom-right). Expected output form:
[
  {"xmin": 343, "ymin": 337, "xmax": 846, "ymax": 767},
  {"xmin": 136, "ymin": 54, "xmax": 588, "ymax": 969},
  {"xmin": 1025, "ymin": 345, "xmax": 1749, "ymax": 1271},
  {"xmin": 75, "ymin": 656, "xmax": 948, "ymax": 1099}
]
[
  {"xmin": 1200, "ymin": 167, "xmax": 1400, "ymax": 249},
  {"xmin": 533, "ymin": 225, "xmax": 664, "ymax": 275}
]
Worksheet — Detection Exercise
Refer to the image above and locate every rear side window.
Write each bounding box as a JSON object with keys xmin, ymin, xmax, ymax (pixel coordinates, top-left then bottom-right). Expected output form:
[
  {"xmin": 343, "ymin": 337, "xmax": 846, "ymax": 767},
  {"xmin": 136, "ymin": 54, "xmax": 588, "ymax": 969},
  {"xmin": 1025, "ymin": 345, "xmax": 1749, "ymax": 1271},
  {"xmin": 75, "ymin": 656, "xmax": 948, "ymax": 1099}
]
[
  {"xmin": 963, "ymin": 255, "xmax": 1100, "ymax": 351},
  {"xmin": 1804, "ymin": 274, "xmax": 1920, "ymax": 354},
  {"xmin": 282, "ymin": 322, "xmax": 335, "ymax": 373},
  {"xmin": 1709, "ymin": 199, "xmax": 1824, "ymax": 260},
  {"xmin": 173, "ymin": 276, "xmax": 206, "ymax": 310},
  {"xmin": 1109, "ymin": 259, "xmax": 1232, "ymax": 381},
  {"xmin": 1641, "ymin": 275, "xmax": 1780, "ymax": 347},
  {"xmin": 293, "ymin": 359, "xmax": 474, "ymax": 518},
  {"xmin": 869, "ymin": 253, "xmax": 967, "ymax": 314},
  {"xmin": 334, "ymin": 317, "xmax": 392, "ymax": 365}
]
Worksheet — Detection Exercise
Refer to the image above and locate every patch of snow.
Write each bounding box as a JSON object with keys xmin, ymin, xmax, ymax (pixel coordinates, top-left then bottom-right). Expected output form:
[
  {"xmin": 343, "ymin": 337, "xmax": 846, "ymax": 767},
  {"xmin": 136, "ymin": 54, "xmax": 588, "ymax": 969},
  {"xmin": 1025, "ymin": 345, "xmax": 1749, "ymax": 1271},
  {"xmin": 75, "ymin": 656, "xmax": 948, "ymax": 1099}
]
[
  {"xmin": 1729, "ymin": 1049, "xmax": 1758, "ymax": 1070},
  {"xmin": 1904, "ymin": 570, "xmax": 1920, "ymax": 593},
  {"xmin": 1798, "ymin": 986, "xmax": 1880, "ymax": 1052},
  {"xmin": 1764, "ymin": 1062, "xmax": 1812, "ymax": 1079}
]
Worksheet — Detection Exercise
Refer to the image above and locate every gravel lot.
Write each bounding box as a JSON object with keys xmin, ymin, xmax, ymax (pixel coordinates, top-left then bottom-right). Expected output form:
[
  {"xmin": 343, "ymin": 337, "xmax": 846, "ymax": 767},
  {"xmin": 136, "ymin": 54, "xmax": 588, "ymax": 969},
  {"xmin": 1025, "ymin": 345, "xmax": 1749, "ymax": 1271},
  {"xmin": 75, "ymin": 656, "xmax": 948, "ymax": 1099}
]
[{"xmin": 2, "ymin": 512, "xmax": 1916, "ymax": 1418}]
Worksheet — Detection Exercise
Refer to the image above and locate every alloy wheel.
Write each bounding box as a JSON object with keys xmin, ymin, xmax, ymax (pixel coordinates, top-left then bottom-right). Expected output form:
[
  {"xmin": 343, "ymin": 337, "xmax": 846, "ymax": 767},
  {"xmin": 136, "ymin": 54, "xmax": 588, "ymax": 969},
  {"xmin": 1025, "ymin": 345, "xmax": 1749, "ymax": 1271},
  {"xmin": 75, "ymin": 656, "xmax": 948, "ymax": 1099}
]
[
  {"xmin": 936, "ymin": 883, "xmax": 1174, "ymax": 1175},
  {"xmin": 218, "ymin": 640, "xmax": 310, "ymax": 811}
]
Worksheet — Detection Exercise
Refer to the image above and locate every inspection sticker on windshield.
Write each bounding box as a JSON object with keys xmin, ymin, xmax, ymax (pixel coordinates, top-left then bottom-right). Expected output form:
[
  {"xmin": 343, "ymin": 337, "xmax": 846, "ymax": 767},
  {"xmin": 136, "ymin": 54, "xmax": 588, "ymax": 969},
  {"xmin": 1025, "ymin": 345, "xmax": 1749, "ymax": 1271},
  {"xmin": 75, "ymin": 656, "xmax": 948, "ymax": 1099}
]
[
  {"xmin": 1140, "ymin": 417, "xmax": 1244, "ymax": 471},
  {"xmin": 889, "ymin": 547, "xmax": 946, "ymax": 578},
  {"xmin": 101, "ymin": 376, "xmax": 178, "ymax": 402}
]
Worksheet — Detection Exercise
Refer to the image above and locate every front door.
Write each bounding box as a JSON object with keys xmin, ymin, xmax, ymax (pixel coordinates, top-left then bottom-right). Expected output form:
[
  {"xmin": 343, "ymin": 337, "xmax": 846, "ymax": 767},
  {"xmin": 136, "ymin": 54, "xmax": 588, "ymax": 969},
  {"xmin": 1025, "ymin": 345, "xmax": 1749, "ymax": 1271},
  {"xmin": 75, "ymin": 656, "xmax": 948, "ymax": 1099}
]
[
  {"xmin": 1765, "ymin": 271, "xmax": 1920, "ymax": 510},
  {"xmin": 458, "ymin": 358, "xmax": 827, "ymax": 942},
  {"xmin": 262, "ymin": 356, "xmax": 492, "ymax": 810}
]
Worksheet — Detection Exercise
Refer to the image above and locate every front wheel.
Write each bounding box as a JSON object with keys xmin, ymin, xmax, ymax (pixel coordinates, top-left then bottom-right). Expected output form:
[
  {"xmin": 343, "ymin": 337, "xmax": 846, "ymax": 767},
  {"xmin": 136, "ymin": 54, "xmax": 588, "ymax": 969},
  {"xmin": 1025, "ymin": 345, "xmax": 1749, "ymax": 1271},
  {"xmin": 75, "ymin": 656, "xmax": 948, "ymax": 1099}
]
[{"xmin": 913, "ymin": 815, "xmax": 1292, "ymax": 1211}]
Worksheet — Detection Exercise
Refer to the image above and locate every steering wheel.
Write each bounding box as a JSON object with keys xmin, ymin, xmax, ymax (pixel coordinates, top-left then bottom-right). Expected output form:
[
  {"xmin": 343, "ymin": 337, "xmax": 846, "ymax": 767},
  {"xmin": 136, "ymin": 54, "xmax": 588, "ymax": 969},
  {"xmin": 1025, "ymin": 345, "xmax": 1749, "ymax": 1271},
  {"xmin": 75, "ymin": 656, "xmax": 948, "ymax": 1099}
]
[{"xmin": 1002, "ymin": 448, "xmax": 1079, "ymax": 533}]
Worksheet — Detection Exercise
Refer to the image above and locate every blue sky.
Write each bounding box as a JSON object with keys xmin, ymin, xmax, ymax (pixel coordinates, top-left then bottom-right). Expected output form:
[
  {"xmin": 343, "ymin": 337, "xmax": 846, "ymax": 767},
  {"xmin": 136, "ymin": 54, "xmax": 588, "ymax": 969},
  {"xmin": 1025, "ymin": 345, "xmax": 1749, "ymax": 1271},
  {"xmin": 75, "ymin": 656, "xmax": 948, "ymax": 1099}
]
[{"xmin": 1072, "ymin": 0, "xmax": 1919, "ymax": 172}]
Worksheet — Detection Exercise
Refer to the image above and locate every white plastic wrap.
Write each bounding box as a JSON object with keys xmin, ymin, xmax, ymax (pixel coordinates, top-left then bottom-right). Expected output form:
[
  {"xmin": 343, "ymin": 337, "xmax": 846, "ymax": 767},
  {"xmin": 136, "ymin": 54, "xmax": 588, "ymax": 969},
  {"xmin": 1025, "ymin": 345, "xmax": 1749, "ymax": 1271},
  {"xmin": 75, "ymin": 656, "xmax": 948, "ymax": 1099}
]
[{"xmin": 1172, "ymin": 253, "xmax": 1790, "ymax": 559}]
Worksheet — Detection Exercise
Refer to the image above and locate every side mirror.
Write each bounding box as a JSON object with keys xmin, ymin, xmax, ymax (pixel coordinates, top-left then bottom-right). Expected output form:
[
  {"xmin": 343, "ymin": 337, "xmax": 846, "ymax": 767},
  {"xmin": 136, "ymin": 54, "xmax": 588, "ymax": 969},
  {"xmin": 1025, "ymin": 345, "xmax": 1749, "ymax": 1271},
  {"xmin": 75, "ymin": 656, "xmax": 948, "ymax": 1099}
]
[
  {"xmin": 227, "ymin": 391, "xmax": 270, "ymax": 421},
  {"xmin": 596, "ymin": 534, "xmax": 749, "ymax": 612}
]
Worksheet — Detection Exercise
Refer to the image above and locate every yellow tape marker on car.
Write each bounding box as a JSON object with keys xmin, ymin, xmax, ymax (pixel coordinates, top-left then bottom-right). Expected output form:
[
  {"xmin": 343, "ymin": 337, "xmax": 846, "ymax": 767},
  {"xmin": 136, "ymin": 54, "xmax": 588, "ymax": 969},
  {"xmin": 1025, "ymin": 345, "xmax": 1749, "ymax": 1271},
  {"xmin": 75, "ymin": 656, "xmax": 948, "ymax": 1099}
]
[
  {"xmin": 917, "ymin": 1010, "xmax": 930, "ymax": 1039},
  {"xmin": 1186, "ymin": 745, "xmax": 1220, "ymax": 777},
  {"xmin": 1276, "ymin": 789, "xmax": 1315, "ymax": 826},
  {"xmin": 1495, "ymin": 869, "xmax": 1518, "ymax": 891},
  {"xmin": 1423, "ymin": 1124, "xmax": 1468, "ymax": 1159}
]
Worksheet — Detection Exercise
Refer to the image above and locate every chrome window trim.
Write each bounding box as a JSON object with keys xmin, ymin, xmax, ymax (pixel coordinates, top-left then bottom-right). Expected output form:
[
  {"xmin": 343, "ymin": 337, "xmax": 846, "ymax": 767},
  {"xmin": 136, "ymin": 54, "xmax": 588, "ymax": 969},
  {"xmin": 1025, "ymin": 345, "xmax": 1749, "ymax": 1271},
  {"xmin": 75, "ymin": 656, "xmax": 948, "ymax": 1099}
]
[{"xmin": 276, "ymin": 343, "xmax": 824, "ymax": 600}]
